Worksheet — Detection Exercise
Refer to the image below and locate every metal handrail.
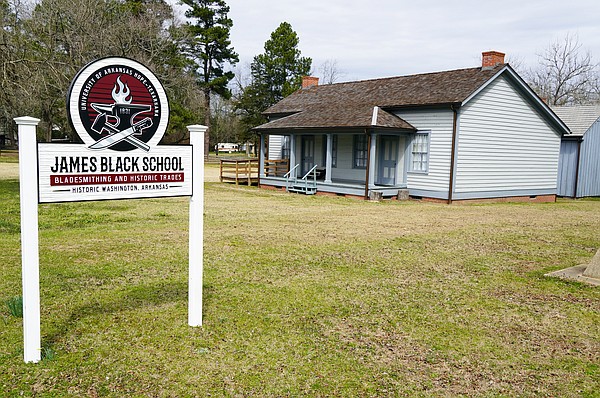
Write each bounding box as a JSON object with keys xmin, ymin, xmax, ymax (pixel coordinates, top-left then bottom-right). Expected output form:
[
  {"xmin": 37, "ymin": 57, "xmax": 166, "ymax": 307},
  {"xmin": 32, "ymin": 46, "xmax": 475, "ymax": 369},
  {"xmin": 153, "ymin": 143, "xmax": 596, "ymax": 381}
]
[
  {"xmin": 285, "ymin": 164, "xmax": 319, "ymax": 194},
  {"xmin": 301, "ymin": 164, "xmax": 319, "ymax": 180},
  {"xmin": 284, "ymin": 164, "xmax": 299, "ymax": 192},
  {"xmin": 284, "ymin": 164, "xmax": 299, "ymax": 178},
  {"xmin": 300, "ymin": 164, "xmax": 318, "ymax": 193}
]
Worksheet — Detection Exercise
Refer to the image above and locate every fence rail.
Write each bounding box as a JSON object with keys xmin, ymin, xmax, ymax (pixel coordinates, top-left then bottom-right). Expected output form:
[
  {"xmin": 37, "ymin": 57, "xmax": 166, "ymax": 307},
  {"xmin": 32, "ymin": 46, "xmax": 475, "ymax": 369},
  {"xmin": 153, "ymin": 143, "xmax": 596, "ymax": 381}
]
[
  {"xmin": 264, "ymin": 159, "xmax": 289, "ymax": 177},
  {"xmin": 220, "ymin": 158, "xmax": 259, "ymax": 186}
]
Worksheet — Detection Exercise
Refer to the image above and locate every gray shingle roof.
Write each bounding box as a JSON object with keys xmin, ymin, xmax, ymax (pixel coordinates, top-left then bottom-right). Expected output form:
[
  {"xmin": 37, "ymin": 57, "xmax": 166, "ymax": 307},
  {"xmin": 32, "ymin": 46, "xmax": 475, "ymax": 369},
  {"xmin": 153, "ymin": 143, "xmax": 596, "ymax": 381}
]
[
  {"xmin": 255, "ymin": 64, "xmax": 505, "ymax": 131},
  {"xmin": 551, "ymin": 105, "xmax": 600, "ymax": 136}
]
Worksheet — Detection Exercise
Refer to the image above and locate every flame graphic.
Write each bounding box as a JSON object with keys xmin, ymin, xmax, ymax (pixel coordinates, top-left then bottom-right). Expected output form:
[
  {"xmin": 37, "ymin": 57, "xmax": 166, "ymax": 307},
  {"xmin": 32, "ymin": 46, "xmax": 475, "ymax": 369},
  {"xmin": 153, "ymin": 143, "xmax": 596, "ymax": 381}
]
[{"xmin": 111, "ymin": 76, "xmax": 132, "ymax": 104}]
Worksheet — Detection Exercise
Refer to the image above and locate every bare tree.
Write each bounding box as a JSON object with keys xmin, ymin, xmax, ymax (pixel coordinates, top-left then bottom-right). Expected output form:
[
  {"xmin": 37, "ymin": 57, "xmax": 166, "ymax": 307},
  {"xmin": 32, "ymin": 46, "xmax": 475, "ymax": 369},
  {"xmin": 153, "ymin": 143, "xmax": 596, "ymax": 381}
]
[
  {"xmin": 210, "ymin": 94, "xmax": 243, "ymax": 148},
  {"xmin": 527, "ymin": 33, "xmax": 598, "ymax": 105},
  {"xmin": 505, "ymin": 54, "xmax": 525, "ymax": 74},
  {"xmin": 318, "ymin": 59, "xmax": 345, "ymax": 85},
  {"xmin": 0, "ymin": 0, "xmax": 204, "ymax": 143}
]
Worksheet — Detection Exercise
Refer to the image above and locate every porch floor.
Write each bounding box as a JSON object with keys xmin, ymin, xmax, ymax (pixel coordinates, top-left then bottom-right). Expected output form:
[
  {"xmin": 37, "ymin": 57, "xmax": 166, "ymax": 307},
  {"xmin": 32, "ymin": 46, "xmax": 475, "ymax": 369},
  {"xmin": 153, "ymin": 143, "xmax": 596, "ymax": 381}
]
[{"xmin": 260, "ymin": 176, "xmax": 407, "ymax": 198}]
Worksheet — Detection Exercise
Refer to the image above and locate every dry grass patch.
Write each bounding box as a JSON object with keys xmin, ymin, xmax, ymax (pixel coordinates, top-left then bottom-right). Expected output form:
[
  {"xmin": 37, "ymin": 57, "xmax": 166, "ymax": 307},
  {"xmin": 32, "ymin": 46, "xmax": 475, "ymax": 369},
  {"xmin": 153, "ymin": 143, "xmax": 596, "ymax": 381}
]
[{"xmin": 0, "ymin": 179, "xmax": 598, "ymax": 396}]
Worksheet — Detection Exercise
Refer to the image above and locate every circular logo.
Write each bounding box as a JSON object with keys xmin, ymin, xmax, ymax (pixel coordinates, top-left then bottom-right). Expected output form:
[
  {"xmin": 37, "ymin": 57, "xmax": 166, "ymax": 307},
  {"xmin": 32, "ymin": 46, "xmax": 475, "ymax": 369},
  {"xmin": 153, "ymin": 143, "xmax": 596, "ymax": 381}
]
[{"xmin": 67, "ymin": 57, "xmax": 169, "ymax": 152}]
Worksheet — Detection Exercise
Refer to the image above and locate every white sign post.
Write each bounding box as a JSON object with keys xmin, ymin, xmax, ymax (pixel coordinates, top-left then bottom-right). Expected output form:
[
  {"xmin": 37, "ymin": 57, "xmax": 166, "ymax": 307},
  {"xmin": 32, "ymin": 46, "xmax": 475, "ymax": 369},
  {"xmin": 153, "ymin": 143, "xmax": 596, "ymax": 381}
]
[
  {"xmin": 187, "ymin": 125, "xmax": 206, "ymax": 327},
  {"xmin": 15, "ymin": 116, "xmax": 42, "ymax": 363},
  {"xmin": 16, "ymin": 119, "xmax": 206, "ymax": 361},
  {"xmin": 14, "ymin": 58, "xmax": 208, "ymax": 363}
]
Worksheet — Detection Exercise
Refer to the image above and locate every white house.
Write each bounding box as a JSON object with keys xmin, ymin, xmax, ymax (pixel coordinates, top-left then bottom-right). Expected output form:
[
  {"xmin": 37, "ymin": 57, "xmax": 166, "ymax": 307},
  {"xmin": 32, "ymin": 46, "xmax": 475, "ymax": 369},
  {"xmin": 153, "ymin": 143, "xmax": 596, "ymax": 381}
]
[{"xmin": 254, "ymin": 51, "xmax": 570, "ymax": 202}]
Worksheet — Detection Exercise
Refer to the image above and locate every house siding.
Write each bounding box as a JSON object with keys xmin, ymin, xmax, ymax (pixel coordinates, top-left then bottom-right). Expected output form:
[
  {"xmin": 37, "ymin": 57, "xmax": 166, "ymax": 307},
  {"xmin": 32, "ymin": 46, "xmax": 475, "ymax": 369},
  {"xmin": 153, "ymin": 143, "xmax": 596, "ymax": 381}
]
[
  {"xmin": 557, "ymin": 140, "xmax": 579, "ymax": 197},
  {"xmin": 332, "ymin": 133, "xmax": 366, "ymax": 182},
  {"xmin": 268, "ymin": 135, "xmax": 284, "ymax": 160},
  {"xmin": 577, "ymin": 121, "xmax": 600, "ymax": 197},
  {"xmin": 456, "ymin": 76, "xmax": 561, "ymax": 196},
  {"xmin": 394, "ymin": 109, "xmax": 454, "ymax": 198}
]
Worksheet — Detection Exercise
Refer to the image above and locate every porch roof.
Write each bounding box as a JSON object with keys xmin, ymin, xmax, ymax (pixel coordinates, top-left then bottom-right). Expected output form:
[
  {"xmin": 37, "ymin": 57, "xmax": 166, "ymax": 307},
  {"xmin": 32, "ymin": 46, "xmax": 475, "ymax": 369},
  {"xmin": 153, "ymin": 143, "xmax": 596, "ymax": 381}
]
[
  {"xmin": 255, "ymin": 104, "xmax": 415, "ymax": 131},
  {"xmin": 255, "ymin": 64, "xmax": 505, "ymax": 132}
]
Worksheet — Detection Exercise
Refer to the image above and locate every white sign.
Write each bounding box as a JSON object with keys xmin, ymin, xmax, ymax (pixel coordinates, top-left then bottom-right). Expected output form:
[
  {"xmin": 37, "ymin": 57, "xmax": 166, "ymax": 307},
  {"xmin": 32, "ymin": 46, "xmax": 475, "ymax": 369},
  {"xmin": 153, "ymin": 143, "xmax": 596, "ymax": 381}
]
[
  {"xmin": 38, "ymin": 144, "xmax": 192, "ymax": 203},
  {"xmin": 32, "ymin": 56, "xmax": 191, "ymax": 204},
  {"xmin": 15, "ymin": 57, "xmax": 206, "ymax": 364}
]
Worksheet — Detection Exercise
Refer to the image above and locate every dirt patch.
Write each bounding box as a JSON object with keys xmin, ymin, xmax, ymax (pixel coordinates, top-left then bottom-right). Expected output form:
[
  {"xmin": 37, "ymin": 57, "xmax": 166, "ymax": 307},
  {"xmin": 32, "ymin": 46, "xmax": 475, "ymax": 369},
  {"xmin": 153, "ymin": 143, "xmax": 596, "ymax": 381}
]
[
  {"xmin": 0, "ymin": 163, "xmax": 19, "ymax": 179},
  {"xmin": 204, "ymin": 165, "xmax": 220, "ymax": 182}
]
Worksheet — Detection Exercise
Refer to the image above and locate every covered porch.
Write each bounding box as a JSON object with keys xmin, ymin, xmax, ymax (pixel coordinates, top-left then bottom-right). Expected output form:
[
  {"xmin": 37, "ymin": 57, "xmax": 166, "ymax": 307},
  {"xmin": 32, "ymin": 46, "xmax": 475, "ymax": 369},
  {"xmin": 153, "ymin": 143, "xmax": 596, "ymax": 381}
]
[{"xmin": 258, "ymin": 129, "xmax": 413, "ymax": 199}]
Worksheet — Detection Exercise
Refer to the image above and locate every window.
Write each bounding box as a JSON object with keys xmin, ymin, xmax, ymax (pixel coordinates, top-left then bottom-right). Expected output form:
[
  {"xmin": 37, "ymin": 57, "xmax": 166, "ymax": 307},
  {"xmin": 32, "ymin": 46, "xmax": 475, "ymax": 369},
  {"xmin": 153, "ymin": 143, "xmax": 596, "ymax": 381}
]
[
  {"xmin": 281, "ymin": 136, "xmax": 290, "ymax": 159},
  {"xmin": 353, "ymin": 134, "xmax": 368, "ymax": 169},
  {"xmin": 322, "ymin": 134, "xmax": 338, "ymax": 168},
  {"xmin": 410, "ymin": 132, "xmax": 429, "ymax": 172}
]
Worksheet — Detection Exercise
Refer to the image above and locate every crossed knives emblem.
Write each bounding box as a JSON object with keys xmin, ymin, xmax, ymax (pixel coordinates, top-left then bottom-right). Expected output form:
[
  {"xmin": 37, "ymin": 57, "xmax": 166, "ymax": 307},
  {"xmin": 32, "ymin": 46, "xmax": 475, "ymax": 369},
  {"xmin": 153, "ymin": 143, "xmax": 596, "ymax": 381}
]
[{"xmin": 89, "ymin": 103, "xmax": 154, "ymax": 151}]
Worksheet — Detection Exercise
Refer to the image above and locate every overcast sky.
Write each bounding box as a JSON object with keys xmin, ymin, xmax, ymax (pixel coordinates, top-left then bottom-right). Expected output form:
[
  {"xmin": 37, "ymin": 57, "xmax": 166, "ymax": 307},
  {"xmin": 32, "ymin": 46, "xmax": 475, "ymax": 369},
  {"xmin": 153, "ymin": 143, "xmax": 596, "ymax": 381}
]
[{"xmin": 176, "ymin": 0, "xmax": 600, "ymax": 82}]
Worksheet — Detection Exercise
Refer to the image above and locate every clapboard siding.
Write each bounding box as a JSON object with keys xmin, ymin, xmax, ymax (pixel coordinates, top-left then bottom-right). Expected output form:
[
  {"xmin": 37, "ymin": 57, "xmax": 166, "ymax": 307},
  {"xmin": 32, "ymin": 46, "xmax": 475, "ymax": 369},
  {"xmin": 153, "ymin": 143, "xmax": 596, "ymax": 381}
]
[
  {"xmin": 394, "ymin": 109, "xmax": 454, "ymax": 195},
  {"xmin": 577, "ymin": 121, "xmax": 600, "ymax": 197},
  {"xmin": 268, "ymin": 135, "xmax": 284, "ymax": 159},
  {"xmin": 456, "ymin": 76, "xmax": 561, "ymax": 194}
]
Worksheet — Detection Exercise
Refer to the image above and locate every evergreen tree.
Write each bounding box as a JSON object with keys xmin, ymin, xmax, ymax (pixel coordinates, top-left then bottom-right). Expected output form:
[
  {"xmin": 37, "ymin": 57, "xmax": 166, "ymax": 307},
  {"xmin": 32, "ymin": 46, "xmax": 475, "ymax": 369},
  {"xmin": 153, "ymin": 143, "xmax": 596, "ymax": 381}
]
[
  {"xmin": 235, "ymin": 22, "xmax": 312, "ymax": 134},
  {"xmin": 182, "ymin": 0, "xmax": 238, "ymax": 157}
]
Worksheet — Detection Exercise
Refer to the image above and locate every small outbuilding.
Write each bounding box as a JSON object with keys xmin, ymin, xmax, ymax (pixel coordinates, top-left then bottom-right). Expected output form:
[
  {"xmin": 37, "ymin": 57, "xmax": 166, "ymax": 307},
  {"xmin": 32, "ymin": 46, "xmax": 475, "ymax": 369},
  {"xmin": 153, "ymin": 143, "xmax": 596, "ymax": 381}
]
[
  {"xmin": 255, "ymin": 51, "xmax": 570, "ymax": 202},
  {"xmin": 552, "ymin": 105, "xmax": 600, "ymax": 198}
]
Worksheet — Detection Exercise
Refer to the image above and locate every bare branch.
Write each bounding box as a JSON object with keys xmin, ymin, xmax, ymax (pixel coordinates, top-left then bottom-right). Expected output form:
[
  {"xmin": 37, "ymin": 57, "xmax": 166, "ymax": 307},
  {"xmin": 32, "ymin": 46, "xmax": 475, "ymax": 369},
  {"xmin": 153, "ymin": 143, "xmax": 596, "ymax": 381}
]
[
  {"xmin": 526, "ymin": 33, "xmax": 599, "ymax": 105},
  {"xmin": 318, "ymin": 59, "xmax": 346, "ymax": 85}
]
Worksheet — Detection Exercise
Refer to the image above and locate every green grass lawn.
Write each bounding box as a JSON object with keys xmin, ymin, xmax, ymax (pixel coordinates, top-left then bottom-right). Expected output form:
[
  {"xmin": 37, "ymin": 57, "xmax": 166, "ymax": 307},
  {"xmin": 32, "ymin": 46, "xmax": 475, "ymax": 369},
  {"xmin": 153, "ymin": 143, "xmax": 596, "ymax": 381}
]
[{"xmin": 1, "ymin": 174, "xmax": 599, "ymax": 396}]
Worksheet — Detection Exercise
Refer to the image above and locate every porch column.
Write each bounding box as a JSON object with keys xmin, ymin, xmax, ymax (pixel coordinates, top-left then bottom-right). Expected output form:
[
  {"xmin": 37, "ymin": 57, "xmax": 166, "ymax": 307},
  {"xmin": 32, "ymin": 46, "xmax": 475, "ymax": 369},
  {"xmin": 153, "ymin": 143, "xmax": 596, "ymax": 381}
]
[
  {"xmin": 289, "ymin": 134, "xmax": 296, "ymax": 176},
  {"xmin": 259, "ymin": 133, "xmax": 266, "ymax": 178},
  {"xmin": 325, "ymin": 133, "xmax": 333, "ymax": 183},
  {"xmin": 368, "ymin": 132, "xmax": 377, "ymax": 187}
]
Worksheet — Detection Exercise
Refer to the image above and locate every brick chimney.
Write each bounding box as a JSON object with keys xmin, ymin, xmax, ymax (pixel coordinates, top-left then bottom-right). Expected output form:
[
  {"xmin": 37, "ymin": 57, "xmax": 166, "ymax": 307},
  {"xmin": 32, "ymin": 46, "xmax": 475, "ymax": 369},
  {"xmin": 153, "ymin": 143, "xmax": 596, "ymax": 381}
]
[
  {"xmin": 302, "ymin": 76, "xmax": 319, "ymax": 89},
  {"xmin": 482, "ymin": 51, "xmax": 505, "ymax": 68}
]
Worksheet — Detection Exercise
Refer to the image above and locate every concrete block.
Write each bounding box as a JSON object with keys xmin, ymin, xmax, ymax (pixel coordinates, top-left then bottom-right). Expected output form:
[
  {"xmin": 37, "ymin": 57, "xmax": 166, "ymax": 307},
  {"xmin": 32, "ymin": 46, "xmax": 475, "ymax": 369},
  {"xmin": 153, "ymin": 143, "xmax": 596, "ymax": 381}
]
[
  {"xmin": 369, "ymin": 191, "xmax": 382, "ymax": 201},
  {"xmin": 583, "ymin": 248, "xmax": 600, "ymax": 279},
  {"xmin": 397, "ymin": 189, "xmax": 410, "ymax": 201}
]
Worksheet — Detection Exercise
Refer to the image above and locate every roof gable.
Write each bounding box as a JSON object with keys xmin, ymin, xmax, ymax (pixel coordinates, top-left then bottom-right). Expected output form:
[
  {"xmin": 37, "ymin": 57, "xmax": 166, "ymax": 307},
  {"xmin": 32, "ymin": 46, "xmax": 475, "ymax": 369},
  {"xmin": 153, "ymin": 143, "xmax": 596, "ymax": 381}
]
[{"xmin": 462, "ymin": 65, "xmax": 570, "ymax": 135}]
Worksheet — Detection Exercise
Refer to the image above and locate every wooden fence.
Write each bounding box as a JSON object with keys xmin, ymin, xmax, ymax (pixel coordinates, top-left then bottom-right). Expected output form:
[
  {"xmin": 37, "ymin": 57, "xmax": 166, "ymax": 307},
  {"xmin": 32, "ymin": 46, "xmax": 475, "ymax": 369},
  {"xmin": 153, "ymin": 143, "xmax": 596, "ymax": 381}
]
[
  {"xmin": 264, "ymin": 159, "xmax": 289, "ymax": 177},
  {"xmin": 219, "ymin": 158, "xmax": 259, "ymax": 186}
]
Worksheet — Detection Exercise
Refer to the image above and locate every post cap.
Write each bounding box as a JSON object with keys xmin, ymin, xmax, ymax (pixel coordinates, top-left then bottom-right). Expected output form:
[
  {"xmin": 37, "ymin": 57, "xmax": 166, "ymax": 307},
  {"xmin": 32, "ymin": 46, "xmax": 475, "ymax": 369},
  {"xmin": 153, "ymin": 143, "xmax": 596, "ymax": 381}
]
[
  {"xmin": 186, "ymin": 124, "xmax": 208, "ymax": 134},
  {"xmin": 14, "ymin": 116, "xmax": 41, "ymax": 126}
]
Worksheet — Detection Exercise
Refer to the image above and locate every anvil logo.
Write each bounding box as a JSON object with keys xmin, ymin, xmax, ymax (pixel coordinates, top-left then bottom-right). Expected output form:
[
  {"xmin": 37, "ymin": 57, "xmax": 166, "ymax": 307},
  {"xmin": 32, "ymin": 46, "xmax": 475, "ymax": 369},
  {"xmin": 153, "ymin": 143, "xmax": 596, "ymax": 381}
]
[
  {"xmin": 88, "ymin": 76, "xmax": 153, "ymax": 151},
  {"xmin": 67, "ymin": 57, "xmax": 169, "ymax": 152}
]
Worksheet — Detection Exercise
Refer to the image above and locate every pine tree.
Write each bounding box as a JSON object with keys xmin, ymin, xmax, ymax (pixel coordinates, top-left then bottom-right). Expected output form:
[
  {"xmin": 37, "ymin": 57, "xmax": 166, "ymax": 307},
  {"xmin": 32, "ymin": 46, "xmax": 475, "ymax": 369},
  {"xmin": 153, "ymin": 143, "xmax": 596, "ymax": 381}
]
[
  {"xmin": 236, "ymin": 21, "xmax": 311, "ymax": 133},
  {"xmin": 183, "ymin": 0, "xmax": 238, "ymax": 157}
]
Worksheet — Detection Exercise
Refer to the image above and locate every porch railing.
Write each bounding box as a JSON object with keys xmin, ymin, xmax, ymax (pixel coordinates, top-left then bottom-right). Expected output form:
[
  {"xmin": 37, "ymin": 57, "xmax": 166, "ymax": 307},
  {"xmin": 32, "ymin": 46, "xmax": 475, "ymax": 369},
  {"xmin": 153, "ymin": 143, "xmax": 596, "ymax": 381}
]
[{"xmin": 264, "ymin": 159, "xmax": 289, "ymax": 177}]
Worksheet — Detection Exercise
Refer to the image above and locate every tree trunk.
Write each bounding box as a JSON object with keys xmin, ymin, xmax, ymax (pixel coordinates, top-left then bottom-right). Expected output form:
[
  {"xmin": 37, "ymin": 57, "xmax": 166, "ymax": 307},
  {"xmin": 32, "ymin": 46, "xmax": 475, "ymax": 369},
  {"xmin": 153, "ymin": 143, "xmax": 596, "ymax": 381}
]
[{"xmin": 203, "ymin": 88, "xmax": 210, "ymax": 160}]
